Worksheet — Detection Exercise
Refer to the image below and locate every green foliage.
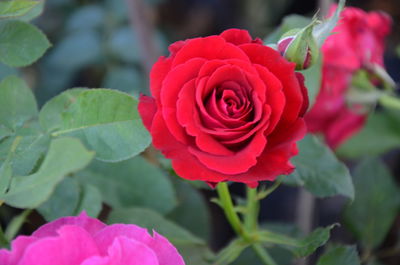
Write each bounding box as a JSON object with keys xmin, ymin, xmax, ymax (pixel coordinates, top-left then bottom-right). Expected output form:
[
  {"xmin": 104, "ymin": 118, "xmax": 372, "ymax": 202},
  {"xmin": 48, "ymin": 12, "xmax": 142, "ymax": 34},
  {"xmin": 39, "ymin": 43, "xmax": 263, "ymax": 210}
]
[
  {"xmin": 177, "ymin": 244, "xmax": 214, "ymax": 265},
  {"xmin": 0, "ymin": 20, "xmax": 50, "ymax": 67},
  {"xmin": 102, "ymin": 66, "xmax": 144, "ymax": 95},
  {"xmin": 108, "ymin": 207, "xmax": 212, "ymax": 265},
  {"xmin": 0, "ymin": 137, "xmax": 94, "ymax": 208},
  {"xmin": 0, "ymin": 76, "xmax": 37, "ymax": 129},
  {"xmin": 46, "ymin": 31, "xmax": 101, "ymax": 71},
  {"xmin": 66, "ymin": 4, "xmax": 105, "ymax": 32},
  {"xmin": 316, "ymin": 245, "xmax": 360, "ymax": 265},
  {"xmin": 167, "ymin": 180, "xmax": 210, "ymax": 241},
  {"xmin": 39, "ymin": 88, "xmax": 87, "ymax": 131},
  {"xmin": 213, "ymin": 238, "xmax": 250, "ymax": 265},
  {"xmin": 108, "ymin": 207, "xmax": 204, "ymax": 245},
  {"xmin": 300, "ymin": 54, "xmax": 322, "ymax": 107},
  {"xmin": 258, "ymin": 224, "xmax": 337, "ymax": 258},
  {"xmin": 291, "ymin": 225, "xmax": 336, "ymax": 257},
  {"xmin": 283, "ymin": 135, "xmax": 354, "ymax": 199},
  {"xmin": 0, "ymin": 0, "xmax": 39, "ymax": 19},
  {"xmin": 343, "ymin": 158, "xmax": 400, "ymax": 249},
  {"xmin": 264, "ymin": 15, "xmax": 311, "ymax": 44},
  {"xmin": 0, "ymin": 76, "xmax": 49, "ymax": 176},
  {"xmin": 313, "ymin": 0, "xmax": 345, "ymax": 46},
  {"xmin": 78, "ymin": 156, "xmax": 177, "ymax": 214},
  {"xmin": 37, "ymin": 177, "xmax": 102, "ymax": 221},
  {"xmin": 338, "ymin": 110, "xmax": 400, "ymax": 158},
  {"xmin": 18, "ymin": 1, "xmax": 44, "ymax": 21},
  {"xmin": 48, "ymin": 89, "xmax": 151, "ymax": 162}
]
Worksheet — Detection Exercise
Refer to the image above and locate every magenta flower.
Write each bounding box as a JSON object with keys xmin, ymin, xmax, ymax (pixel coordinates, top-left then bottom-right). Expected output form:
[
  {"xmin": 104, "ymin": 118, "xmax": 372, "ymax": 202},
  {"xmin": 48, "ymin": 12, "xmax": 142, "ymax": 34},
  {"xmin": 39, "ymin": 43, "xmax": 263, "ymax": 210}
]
[{"xmin": 0, "ymin": 212, "xmax": 185, "ymax": 265}]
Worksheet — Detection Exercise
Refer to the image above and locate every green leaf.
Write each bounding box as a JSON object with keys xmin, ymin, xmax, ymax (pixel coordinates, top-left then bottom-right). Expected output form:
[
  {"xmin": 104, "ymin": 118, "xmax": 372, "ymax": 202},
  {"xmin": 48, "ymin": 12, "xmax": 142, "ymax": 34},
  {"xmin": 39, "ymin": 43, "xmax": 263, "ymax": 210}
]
[
  {"xmin": 0, "ymin": 137, "xmax": 94, "ymax": 208},
  {"xmin": 38, "ymin": 177, "xmax": 102, "ymax": 221},
  {"xmin": 78, "ymin": 156, "xmax": 177, "ymax": 214},
  {"xmin": 313, "ymin": 0, "xmax": 345, "ymax": 46},
  {"xmin": 0, "ymin": 0, "xmax": 39, "ymax": 19},
  {"xmin": 292, "ymin": 225, "xmax": 337, "ymax": 257},
  {"xmin": 0, "ymin": 62, "xmax": 18, "ymax": 80},
  {"xmin": 75, "ymin": 184, "xmax": 102, "ymax": 218},
  {"xmin": 232, "ymin": 246, "xmax": 293, "ymax": 265},
  {"xmin": 39, "ymin": 88, "xmax": 87, "ymax": 132},
  {"xmin": 108, "ymin": 207, "xmax": 204, "ymax": 245},
  {"xmin": 299, "ymin": 54, "xmax": 322, "ymax": 107},
  {"xmin": 317, "ymin": 245, "xmax": 360, "ymax": 265},
  {"xmin": 37, "ymin": 177, "xmax": 80, "ymax": 221},
  {"xmin": 0, "ymin": 125, "xmax": 12, "ymax": 141},
  {"xmin": 337, "ymin": 110, "xmax": 400, "ymax": 158},
  {"xmin": 0, "ymin": 128, "xmax": 50, "ymax": 176},
  {"xmin": 167, "ymin": 180, "xmax": 210, "ymax": 241},
  {"xmin": 259, "ymin": 224, "xmax": 337, "ymax": 258},
  {"xmin": 343, "ymin": 158, "xmax": 400, "ymax": 248},
  {"xmin": 51, "ymin": 89, "xmax": 151, "ymax": 162},
  {"xmin": 283, "ymin": 135, "xmax": 354, "ymax": 199},
  {"xmin": 18, "ymin": 0, "xmax": 44, "ymax": 21},
  {"xmin": 0, "ymin": 20, "xmax": 50, "ymax": 67},
  {"xmin": 0, "ymin": 159, "xmax": 12, "ymax": 194},
  {"xmin": 213, "ymin": 238, "xmax": 249, "ymax": 265},
  {"xmin": 178, "ymin": 244, "xmax": 214, "ymax": 265},
  {"xmin": 0, "ymin": 76, "xmax": 38, "ymax": 129}
]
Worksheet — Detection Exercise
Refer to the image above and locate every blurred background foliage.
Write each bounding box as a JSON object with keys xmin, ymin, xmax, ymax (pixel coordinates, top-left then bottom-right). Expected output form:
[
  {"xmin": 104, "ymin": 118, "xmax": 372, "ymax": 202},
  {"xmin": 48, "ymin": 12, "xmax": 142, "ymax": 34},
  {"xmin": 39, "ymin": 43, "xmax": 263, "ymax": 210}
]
[{"xmin": 0, "ymin": 0, "xmax": 399, "ymax": 264}]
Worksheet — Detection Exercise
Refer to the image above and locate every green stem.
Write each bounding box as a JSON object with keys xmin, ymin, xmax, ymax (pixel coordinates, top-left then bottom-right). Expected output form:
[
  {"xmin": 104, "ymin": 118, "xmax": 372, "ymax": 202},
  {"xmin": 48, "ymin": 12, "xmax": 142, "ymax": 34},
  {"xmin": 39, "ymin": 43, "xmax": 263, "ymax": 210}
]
[
  {"xmin": 379, "ymin": 94, "xmax": 400, "ymax": 110},
  {"xmin": 5, "ymin": 209, "xmax": 32, "ymax": 241},
  {"xmin": 244, "ymin": 186, "xmax": 259, "ymax": 232},
  {"xmin": 258, "ymin": 180, "xmax": 282, "ymax": 200},
  {"xmin": 0, "ymin": 226, "xmax": 8, "ymax": 248},
  {"xmin": 251, "ymin": 243, "xmax": 278, "ymax": 265},
  {"xmin": 216, "ymin": 182, "xmax": 245, "ymax": 238}
]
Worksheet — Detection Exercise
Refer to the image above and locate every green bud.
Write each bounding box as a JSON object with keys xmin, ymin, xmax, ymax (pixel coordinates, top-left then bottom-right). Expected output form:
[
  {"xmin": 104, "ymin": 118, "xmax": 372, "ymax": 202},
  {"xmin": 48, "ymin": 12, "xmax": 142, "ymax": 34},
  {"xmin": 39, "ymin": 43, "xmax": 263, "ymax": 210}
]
[{"xmin": 278, "ymin": 24, "xmax": 319, "ymax": 70}]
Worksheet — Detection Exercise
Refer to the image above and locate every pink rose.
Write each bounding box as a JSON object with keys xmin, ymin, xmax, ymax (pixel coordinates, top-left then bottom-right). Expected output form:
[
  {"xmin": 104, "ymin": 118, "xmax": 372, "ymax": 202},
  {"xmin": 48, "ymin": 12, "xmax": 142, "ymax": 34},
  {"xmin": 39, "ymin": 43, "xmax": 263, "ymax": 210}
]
[{"xmin": 0, "ymin": 212, "xmax": 185, "ymax": 265}]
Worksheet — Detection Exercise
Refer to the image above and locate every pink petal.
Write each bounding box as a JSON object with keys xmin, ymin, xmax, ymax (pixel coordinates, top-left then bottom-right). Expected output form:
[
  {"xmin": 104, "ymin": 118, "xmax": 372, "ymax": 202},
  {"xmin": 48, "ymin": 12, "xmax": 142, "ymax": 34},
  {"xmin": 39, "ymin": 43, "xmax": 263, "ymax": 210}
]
[
  {"xmin": 19, "ymin": 225, "xmax": 100, "ymax": 265},
  {"xmin": 33, "ymin": 212, "xmax": 106, "ymax": 238},
  {"xmin": 82, "ymin": 236, "xmax": 160, "ymax": 265}
]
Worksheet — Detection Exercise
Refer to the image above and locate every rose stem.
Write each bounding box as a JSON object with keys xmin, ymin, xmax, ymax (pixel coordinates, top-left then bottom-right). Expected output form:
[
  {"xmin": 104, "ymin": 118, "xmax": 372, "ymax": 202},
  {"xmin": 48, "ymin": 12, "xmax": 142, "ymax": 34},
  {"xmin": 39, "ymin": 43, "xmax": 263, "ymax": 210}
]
[
  {"xmin": 216, "ymin": 182, "xmax": 246, "ymax": 238},
  {"xmin": 244, "ymin": 186, "xmax": 259, "ymax": 232},
  {"xmin": 217, "ymin": 182, "xmax": 277, "ymax": 265},
  {"xmin": 252, "ymin": 243, "xmax": 278, "ymax": 265}
]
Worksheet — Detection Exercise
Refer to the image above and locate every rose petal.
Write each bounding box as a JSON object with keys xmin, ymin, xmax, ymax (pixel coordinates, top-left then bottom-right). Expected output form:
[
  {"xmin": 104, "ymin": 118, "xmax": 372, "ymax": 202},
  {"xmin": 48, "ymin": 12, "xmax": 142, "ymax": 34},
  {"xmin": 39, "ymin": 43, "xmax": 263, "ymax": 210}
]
[
  {"xmin": 138, "ymin": 95, "xmax": 157, "ymax": 131},
  {"xmin": 172, "ymin": 36, "xmax": 250, "ymax": 67},
  {"xmin": 19, "ymin": 225, "xmax": 100, "ymax": 265},
  {"xmin": 240, "ymin": 44, "xmax": 304, "ymax": 128},
  {"xmin": 161, "ymin": 58, "xmax": 206, "ymax": 144},
  {"xmin": 33, "ymin": 212, "xmax": 106, "ymax": 238},
  {"xmin": 220, "ymin": 29, "xmax": 253, "ymax": 45},
  {"xmin": 150, "ymin": 57, "xmax": 173, "ymax": 102},
  {"xmin": 93, "ymin": 224, "xmax": 152, "ymax": 255}
]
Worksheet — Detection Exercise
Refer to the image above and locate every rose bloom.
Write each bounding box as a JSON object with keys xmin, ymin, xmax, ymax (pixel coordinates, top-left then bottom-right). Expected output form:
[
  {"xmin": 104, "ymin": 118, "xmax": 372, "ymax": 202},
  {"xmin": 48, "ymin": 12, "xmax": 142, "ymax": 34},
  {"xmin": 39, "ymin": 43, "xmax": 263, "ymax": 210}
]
[
  {"xmin": 0, "ymin": 212, "xmax": 185, "ymax": 265},
  {"xmin": 305, "ymin": 5, "xmax": 391, "ymax": 149},
  {"xmin": 139, "ymin": 29, "xmax": 309, "ymax": 187}
]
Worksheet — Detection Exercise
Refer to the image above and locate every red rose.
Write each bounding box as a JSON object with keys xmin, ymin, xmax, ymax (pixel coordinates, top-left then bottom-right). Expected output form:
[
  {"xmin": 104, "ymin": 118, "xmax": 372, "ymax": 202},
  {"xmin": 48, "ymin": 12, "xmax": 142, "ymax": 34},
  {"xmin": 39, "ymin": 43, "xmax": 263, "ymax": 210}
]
[
  {"xmin": 305, "ymin": 6, "xmax": 391, "ymax": 149},
  {"xmin": 139, "ymin": 29, "xmax": 308, "ymax": 187}
]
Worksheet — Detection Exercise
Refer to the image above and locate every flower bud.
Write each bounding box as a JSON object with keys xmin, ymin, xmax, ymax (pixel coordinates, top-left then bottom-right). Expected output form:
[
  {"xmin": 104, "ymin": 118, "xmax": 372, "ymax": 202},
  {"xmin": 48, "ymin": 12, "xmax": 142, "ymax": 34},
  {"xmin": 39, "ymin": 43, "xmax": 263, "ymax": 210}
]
[{"xmin": 278, "ymin": 27, "xmax": 319, "ymax": 70}]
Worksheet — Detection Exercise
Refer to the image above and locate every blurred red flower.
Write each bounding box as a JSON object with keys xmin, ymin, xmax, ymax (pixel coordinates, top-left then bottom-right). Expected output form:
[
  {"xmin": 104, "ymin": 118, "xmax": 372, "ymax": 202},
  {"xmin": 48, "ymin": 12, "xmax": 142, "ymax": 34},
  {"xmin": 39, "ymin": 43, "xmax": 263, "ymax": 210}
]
[{"xmin": 305, "ymin": 5, "xmax": 392, "ymax": 149}]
